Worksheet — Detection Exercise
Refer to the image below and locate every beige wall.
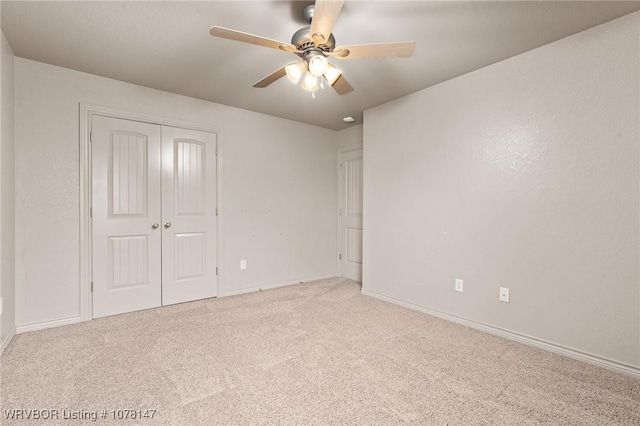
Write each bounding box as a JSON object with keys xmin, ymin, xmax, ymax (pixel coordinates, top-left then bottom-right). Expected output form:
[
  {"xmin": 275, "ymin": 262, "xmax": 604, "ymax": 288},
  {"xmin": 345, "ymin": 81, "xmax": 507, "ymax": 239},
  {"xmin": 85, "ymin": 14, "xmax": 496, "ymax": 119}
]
[
  {"xmin": 363, "ymin": 12, "xmax": 639, "ymax": 370},
  {"xmin": 15, "ymin": 58, "xmax": 341, "ymax": 328},
  {"xmin": 336, "ymin": 124, "xmax": 363, "ymax": 149},
  {"xmin": 0, "ymin": 30, "xmax": 16, "ymax": 349}
]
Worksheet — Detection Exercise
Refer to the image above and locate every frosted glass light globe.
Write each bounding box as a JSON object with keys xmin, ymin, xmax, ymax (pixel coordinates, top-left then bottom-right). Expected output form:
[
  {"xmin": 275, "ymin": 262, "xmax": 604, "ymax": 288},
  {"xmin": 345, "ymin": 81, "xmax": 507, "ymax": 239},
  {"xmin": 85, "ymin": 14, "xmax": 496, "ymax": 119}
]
[
  {"xmin": 301, "ymin": 72, "xmax": 320, "ymax": 92},
  {"xmin": 308, "ymin": 55, "xmax": 329, "ymax": 77}
]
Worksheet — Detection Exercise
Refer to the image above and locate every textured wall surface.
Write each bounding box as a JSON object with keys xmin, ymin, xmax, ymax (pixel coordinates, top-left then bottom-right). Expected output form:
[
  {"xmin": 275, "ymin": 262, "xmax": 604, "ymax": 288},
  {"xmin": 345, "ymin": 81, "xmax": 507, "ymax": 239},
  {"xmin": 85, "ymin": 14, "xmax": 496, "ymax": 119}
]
[
  {"xmin": 15, "ymin": 58, "xmax": 341, "ymax": 327},
  {"xmin": 337, "ymin": 124, "xmax": 363, "ymax": 149},
  {"xmin": 363, "ymin": 12, "xmax": 639, "ymax": 367},
  {"xmin": 0, "ymin": 30, "xmax": 16, "ymax": 347}
]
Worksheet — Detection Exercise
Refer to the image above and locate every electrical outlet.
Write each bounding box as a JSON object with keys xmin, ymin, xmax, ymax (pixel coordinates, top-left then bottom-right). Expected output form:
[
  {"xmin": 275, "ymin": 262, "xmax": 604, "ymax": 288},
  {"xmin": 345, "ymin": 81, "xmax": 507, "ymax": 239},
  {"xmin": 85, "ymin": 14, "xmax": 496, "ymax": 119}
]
[
  {"xmin": 499, "ymin": 287, "xmax": 510, "ymax": 303},
  {"xmin": 455, "ymin": 279, "xmax": 464, "ymax": 292},
  {"xmin": 240, "ymin": 260, "xmax": 247, "ymax": 270}
]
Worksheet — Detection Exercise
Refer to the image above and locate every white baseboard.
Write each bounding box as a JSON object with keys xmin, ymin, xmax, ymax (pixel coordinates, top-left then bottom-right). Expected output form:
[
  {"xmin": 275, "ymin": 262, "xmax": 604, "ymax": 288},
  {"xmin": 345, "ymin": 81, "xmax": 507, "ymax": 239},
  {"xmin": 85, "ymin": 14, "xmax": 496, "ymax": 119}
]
[
  {"xmin": 361, "ymin": 288, "xmax": 640, "ymax": 380},
  {"xmin": 0, "ymin": 325, "xmax": 16, "ymax": 356},
  {"xmin": 13, "ymin": 276, "xmax": 338, "ymax": 332},
  {"xmin": 16, "ymin": 316, "xmax": 83, "ymax": 334},
  {"xmin": 220, "ymin": 274, "xmax": 338, "ymax": 297}
]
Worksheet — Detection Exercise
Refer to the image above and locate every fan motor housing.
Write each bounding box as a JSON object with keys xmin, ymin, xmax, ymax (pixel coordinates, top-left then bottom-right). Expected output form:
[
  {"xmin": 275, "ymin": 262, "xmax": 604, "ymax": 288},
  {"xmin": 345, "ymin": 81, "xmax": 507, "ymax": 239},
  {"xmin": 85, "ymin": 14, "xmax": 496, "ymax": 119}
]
[{"xmin": 291, "ymin": 26, "xmax": 335, "ymax": 54}]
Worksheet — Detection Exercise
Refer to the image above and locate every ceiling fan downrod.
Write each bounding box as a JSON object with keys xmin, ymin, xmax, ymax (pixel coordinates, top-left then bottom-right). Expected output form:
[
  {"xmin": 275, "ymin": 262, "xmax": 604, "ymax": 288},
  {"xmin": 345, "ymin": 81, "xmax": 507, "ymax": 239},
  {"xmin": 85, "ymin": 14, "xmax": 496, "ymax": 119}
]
[{"xmin": 303, "ymin": 4, "xmax": 315, "ymax": 24}]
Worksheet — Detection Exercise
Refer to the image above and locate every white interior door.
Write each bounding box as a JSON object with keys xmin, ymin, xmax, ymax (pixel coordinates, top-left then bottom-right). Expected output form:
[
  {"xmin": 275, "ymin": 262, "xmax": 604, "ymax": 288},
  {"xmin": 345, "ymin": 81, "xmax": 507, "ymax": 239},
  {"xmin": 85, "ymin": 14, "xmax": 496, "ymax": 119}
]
[
  {"xmin": 161, "ymin": 126, "xmax": 217, "ymax": 305},
  {"xmin": 92, "ymin": 116, "xmax": 162, "ymax": 318},
  {"xmin": 340, "ymin": 149, "xmax": 363, "ymax": 282}
]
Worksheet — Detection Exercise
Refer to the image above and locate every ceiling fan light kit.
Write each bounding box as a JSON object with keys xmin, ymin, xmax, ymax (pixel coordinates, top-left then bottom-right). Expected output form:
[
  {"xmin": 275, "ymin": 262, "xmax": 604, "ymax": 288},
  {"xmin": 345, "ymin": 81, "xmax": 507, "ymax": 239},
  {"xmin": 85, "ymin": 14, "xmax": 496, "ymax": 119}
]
[
  {"xmin": 209, "ymin": 0, "xmax": 416, "ymax": 97},
  {"xmin": 308, "ymin": 54, "xmax": 329, "ymax": 76},
  {"xmin": 286, "ymin": 54, "xmax": 342, "ymax": 97},
  {"xmin": 301, "ymin": 72, "xmax": 322, "ymax": 94},
  {"xmin": 285, "ymin": 61, "xmax": 306, "ymax": 84}
]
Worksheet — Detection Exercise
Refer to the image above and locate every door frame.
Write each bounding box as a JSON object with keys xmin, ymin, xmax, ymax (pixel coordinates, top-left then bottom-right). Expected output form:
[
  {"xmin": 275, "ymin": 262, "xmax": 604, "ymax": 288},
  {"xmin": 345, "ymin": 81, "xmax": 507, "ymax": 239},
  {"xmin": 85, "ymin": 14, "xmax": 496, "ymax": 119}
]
[
  {"xmin": 79, "ymin": 103, "xmax": 223, "ymax": 321},
  {"xmin": 336, "ymin": 143, "xmax": 363, "ymax": 279}
]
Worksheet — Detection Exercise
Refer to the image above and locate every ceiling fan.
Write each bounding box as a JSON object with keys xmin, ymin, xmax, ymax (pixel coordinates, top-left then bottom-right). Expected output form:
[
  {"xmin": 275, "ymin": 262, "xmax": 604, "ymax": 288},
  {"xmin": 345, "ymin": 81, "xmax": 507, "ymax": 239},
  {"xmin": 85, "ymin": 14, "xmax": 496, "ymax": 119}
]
[{"xmin": 209, "ymin": 0, "xmax": 415, "ymax": 96}]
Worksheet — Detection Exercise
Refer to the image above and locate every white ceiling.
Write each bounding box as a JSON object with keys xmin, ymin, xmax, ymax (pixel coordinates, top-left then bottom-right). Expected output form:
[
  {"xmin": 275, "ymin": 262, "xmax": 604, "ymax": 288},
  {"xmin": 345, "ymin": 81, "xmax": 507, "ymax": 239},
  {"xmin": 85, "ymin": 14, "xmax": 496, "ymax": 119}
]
[{"xmin": 2, "ymin": 1, "xmax": 639, "ymax": 130}]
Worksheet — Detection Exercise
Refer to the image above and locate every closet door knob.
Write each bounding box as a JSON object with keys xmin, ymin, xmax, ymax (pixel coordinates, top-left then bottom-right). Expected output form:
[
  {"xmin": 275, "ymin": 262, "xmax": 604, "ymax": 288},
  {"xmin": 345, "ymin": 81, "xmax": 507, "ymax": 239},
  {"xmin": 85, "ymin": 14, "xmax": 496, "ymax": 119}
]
[
  {"xmin": 164, "ymin": 222, "xmax": 172, "ymax": 229},
  {"xmin": 151, "ymin": 222, "xmax": 159, "ymax": 229}
]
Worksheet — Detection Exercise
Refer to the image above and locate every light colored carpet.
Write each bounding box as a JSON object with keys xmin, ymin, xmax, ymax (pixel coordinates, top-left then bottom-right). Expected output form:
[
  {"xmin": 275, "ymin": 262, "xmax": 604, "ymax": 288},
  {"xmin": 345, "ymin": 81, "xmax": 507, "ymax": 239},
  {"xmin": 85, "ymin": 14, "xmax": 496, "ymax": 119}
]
[{"xmin": 1, "ymin": 277, "xmax": 639, "ymax": 425}]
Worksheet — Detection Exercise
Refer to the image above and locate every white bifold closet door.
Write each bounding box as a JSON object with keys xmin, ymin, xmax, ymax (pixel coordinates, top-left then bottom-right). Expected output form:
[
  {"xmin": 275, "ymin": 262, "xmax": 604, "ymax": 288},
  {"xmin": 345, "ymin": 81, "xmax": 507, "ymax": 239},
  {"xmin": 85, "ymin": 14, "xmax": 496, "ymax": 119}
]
[{"xmin": 91, "ymin": 115, "xmax": 217, "ymax": 319}]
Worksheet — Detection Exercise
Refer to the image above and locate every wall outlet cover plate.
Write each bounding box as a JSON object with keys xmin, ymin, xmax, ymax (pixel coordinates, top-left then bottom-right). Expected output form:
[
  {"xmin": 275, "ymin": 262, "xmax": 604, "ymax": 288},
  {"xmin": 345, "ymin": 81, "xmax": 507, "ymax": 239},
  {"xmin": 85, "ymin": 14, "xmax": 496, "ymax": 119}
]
[{"xmin": 499, "ymin": 287, "xmax": 510, "ymax": 303}]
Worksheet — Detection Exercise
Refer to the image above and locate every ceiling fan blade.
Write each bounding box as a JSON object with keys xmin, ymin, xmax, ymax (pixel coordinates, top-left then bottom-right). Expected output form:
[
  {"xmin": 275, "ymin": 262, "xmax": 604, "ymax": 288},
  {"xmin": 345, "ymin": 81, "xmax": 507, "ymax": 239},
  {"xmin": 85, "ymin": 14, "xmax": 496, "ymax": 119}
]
[
  {"xmin": 210, "ymin": 26, "xmax": 296, "ymax": 52},
  {"xmin": 309, "ymin": 0, "xmax": 344, "ymax": 45},
  {"xmin": 331, "ymin": 74, "xmax": 353, "ymax": 95},
  {"xmin": 332, "ymin": 41, "xmax": 416, "ymax": 59},
  {"xmin": 253, "ymin": 66, "xmax": 287, "ymax": 88},
  {"xmin": 279, "ymin": 45, "xmax": 304, "ymax": 54}
]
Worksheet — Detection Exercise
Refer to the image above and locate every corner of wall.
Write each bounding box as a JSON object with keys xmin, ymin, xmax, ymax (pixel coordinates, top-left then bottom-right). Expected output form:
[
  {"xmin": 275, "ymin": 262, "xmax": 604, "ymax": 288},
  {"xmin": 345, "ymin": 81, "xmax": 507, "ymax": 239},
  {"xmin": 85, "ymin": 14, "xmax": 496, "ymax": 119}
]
[{"xmin": 0, "ymin": 30, "xmax": 16, "ymax": 352}]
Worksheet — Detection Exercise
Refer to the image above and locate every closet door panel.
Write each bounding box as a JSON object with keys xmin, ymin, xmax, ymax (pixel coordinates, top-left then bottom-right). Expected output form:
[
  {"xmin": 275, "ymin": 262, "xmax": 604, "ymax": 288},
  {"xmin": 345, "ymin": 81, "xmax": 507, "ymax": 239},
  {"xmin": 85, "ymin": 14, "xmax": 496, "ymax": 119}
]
[
  {"xmin": 161, "ymin": 126, "xmax": 217, "ymax": 305},
  {"xmin": 92, "ymin": 116, "xmax": 162, "ymax": 318}
]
